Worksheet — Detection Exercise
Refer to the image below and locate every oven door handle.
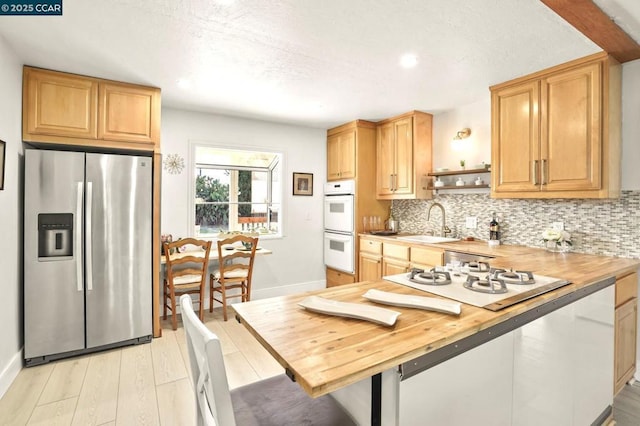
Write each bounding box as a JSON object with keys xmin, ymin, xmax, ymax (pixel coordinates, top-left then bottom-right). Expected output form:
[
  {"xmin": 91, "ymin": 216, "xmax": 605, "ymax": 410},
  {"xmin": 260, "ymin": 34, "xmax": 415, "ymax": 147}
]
[{"xmin": 326, "ymin": 234, "xmax": 352, "ymax": 243}]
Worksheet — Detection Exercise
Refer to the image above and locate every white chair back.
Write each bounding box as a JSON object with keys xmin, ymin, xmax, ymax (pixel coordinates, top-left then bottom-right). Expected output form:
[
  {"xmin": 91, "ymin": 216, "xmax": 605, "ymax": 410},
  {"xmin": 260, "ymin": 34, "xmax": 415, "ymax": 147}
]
[{"xmin": 180, "ymin": 294, "xmax": 236, "ymax": 426}]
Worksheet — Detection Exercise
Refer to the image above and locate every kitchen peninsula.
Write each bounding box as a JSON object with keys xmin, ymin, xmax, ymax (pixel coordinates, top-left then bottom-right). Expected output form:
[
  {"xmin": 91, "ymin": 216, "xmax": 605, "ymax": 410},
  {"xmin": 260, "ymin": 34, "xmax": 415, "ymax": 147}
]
[{"xmin": 234, "ymin": 243, "xmax": 639, "ymax": 425}]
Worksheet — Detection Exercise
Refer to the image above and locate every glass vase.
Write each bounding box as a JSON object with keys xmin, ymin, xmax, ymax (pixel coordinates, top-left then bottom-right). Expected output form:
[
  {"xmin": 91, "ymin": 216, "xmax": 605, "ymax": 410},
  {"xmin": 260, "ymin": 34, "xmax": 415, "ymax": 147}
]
[{"xmin": 545, "ymin": 240, "xmax": 571, "ymax": 253}]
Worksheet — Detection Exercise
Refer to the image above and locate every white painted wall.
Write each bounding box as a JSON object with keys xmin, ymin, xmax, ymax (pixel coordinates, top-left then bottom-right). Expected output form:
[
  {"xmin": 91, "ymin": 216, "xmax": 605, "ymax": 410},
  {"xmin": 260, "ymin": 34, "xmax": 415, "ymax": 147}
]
[
  {"xmin": 433, "ymin": 97, "xmax": 491, "ymax": 172},
  {"xmin": 161, "ymin": 108, "xmax": 327, "ymax": 297},
  {"xmin": 0, "ymin": 36, "xmax": 24, "ymax": 398},
  {"xmin": 621, "ymin": 59, "xmax": 640, "ymax": 190}
]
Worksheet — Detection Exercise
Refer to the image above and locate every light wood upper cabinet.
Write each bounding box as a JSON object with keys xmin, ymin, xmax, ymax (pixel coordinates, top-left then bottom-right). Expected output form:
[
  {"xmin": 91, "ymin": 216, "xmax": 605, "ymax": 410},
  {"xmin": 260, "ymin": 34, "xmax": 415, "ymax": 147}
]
[
  {"xmin": 491, "ymin": 80, "xmax": 540, "ymax": 193},
  {"xmin": 24, "ymin": 67, "xmax": 99, "ymax": 140},
  {"xmin": 376, "ymin": 121, "xmax": 395, "ymax": 194},
  {"xmin": 99, "ymin": 82, "xmax": 160, "ymax": 145},
  {"xmin": 23, "ymin": 66, "xmax": 161, "ymax": 152},
  {"xmin": 543, "ymin": 63, "xmax": 601, "ymax": 192},
  {"xmin": 392, "ymin": 117, "xmax": 414, "ymax": 195},
  {"xmin": 327, "ymin": 129, "xmax": 356, "ymax": 180},
  {"xmin": 491, "ymin": 52, "xmax": 620, "ymax": 199},
  {"xmin": 376, "ymin": 111, "xmax": 433, "ymax": 200}
]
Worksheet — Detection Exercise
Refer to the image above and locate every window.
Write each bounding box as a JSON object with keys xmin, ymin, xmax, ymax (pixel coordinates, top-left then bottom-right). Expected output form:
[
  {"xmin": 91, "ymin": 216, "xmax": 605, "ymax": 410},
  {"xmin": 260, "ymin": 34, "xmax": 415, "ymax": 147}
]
[{"xmin": 193, "ymin": 146, "xmax": 282, "ymax": 238}]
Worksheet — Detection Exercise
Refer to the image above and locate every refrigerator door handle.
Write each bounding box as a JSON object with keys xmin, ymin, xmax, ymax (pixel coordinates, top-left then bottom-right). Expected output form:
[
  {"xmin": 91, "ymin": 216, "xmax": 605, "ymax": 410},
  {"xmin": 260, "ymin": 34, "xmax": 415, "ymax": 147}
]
[
  {"xmin": 75, "ymin": 182, "xmax": 84, "ymax": 292},
  {"xmin": 86, "ymin": 182, "xmax": 93, "ymax": 291}
]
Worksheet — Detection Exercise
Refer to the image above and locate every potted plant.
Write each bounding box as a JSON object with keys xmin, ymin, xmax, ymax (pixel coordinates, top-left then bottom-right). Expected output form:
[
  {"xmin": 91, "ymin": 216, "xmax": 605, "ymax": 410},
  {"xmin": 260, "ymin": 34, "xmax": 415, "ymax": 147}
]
[{"xmin": 460, "ymin": 160, "xmax": 465, "ymax": 170}]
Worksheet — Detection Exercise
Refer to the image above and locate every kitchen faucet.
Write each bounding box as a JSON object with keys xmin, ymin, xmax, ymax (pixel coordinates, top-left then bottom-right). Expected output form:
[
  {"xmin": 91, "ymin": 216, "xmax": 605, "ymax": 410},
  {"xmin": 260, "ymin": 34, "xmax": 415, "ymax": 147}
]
[{"xmin": 427, "ymin": 202, "xmax": 451, "ymax": 237}]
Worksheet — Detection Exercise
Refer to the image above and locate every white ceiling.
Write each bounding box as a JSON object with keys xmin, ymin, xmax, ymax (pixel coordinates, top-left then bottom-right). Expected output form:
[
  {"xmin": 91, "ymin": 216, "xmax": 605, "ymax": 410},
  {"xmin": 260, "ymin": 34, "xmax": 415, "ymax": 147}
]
[{"xmin": 0, "ymin": 0, "xmax": 639, "ymax": 129}]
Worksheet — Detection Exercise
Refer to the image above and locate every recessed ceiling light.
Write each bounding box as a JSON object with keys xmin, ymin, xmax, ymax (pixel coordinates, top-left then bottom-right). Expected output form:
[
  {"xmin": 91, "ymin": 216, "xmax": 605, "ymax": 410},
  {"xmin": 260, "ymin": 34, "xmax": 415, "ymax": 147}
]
[
  {"xmin": 400, "ymin": 53, "xmax": 418, "ymax": 68},
  {"xmin": 177, "ymin": 78, "xmax": 191, "ymax": 89}
]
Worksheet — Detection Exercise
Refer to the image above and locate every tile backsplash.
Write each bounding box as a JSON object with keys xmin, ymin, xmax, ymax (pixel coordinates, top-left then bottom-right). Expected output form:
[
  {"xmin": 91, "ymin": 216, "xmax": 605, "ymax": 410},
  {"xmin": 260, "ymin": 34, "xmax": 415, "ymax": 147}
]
[{"xmin": 393, "ymin": 190, "xmax": 640, "ymax": 259}]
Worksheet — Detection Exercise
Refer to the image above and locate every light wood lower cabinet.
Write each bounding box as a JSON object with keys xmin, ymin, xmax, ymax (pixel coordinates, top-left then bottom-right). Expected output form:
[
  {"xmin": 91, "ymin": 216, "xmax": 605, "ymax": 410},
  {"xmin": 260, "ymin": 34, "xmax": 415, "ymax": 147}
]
[
  {"xmin": 383, "ymin": 259, "xmax": 410, "ymax": 276},
  {"xmin": 359, "ymin": 236, "xmax": 383, "ymax": 282},
  {"xmin": 382, "ymin": 243, "xmax": 410, "ymax": 276},
  {"xmin": 410, "ymin": 246, "xmax": 444, "ymax": 270},
  {"xmin": 359, "ymin": 237, "xmax": 445, "ymax": 281},
  {"xmin": 326, "ymin": 267, "xmax": 356, "ymax": 288},
  {"xmin": 359, "ymin": 253, "xmax": 382, "ymax": 282},
  {"xmin": 615, "ymin": 298, "xmax": 637, "ymax": 394},
  {"xmin": 615, "ymin": 272, "xmax": 638, "ymax": 395}
]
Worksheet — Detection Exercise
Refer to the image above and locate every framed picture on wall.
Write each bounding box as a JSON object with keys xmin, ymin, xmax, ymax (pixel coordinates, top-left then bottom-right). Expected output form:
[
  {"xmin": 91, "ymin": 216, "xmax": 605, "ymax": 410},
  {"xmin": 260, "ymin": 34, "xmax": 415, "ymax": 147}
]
[
  {"xmin": 0, "ymin": 140, "xmax": 5, "ymax": 190},
  {"xmin": 293, "ymin": 172, "xmax": 313, "ymax": 196}
]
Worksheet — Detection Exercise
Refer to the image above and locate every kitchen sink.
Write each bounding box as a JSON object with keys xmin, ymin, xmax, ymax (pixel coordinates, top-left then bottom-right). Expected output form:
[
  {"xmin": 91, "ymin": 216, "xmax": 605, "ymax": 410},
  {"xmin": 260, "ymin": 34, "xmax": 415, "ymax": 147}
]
[{"xmin": 396, "ymin": 235, "xmax": 460, "ymax": 244}]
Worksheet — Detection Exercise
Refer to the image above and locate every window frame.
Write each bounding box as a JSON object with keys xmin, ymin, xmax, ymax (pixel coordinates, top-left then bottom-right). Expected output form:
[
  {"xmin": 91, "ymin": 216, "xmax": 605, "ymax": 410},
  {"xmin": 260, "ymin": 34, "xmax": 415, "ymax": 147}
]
[{"xmin": 188, "ymin": 141, "xmax": 286, "ymax": 240}]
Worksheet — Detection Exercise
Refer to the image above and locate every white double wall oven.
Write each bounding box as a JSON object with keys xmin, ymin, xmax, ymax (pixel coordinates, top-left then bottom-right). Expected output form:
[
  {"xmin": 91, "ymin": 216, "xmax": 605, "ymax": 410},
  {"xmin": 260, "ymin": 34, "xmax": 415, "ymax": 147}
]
[{"xmin": 323, "ymin": 180, "xmax": 355, "ymax": 274}]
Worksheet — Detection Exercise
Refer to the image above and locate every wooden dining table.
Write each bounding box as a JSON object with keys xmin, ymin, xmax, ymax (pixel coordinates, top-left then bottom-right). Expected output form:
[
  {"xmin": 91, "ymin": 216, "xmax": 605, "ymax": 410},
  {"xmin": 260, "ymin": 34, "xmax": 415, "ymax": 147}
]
[
  {"xmin": 159, "ymin": 245, "xmax": 272, "ymax": 264},
  {"xmin": 156, "ymin": 244, "xmax": 272, "ymax": 336}
]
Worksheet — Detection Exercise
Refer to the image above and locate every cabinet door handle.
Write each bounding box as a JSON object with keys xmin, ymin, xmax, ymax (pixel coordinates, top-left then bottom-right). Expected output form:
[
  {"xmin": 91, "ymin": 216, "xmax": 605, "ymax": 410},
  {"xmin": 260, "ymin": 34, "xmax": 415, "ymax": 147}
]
[
  {"xmin": 542, "ymin": 159, "xmax": 547, "ymax": 185},
  {"xmin": 393, "ymin": 174, "xmax": 397, "ymax": 191},
  {"xmin": 533, "ymin": 160, "xmax": 539, "ymax": 185}
]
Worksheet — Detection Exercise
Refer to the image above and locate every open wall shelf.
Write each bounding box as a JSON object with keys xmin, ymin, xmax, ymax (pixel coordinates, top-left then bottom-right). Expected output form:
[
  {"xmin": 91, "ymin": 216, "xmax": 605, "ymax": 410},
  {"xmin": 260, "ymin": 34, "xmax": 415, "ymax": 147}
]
[
  {"xmin": 428, "ymin": 184, "xmax": 490, "ymax": 190},
  {"xmin": 428, "ymin": 167, "xmax": 491, "ymax": 177},
  {"xmin": 428, "ymin": 167, "xmax": 491, "ymax": 192}
]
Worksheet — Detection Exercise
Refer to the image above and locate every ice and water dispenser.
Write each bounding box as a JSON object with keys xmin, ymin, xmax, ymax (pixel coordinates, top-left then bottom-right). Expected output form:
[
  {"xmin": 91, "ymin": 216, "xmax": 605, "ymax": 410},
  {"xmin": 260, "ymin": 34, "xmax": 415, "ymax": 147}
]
[{"xmin": 38, "ymin": 213, "xmax": 73, "ymax": 260}]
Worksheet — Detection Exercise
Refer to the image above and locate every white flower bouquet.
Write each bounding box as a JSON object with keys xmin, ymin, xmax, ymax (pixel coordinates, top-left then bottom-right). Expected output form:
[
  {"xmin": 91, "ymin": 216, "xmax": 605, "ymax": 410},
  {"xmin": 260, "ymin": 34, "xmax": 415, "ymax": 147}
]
[{"xmin": 541, "ymin": 229, "xmax": 572, "ymax": 252}]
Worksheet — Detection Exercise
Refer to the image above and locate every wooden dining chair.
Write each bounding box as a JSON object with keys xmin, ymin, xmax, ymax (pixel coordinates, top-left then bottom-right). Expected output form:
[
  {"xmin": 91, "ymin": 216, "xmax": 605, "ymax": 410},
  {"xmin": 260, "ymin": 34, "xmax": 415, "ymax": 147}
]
[
  {"xmin": 180, "ymin": 295, "xmax": 356, "ymax": 426},
  {"xmin": 210, "ymin": 234, "xmax": 258, "ymax": 321},
  {"xmin": 163, "ymin": 238, "xmax": 212, "ymax": 330}
]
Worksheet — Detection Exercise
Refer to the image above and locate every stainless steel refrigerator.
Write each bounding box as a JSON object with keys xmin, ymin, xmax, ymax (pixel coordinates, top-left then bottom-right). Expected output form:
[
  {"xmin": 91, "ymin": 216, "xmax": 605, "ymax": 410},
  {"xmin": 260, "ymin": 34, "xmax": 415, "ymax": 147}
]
[{"xmin": 24, "ymin": 148, "xmax": 153, "ymax": 366}]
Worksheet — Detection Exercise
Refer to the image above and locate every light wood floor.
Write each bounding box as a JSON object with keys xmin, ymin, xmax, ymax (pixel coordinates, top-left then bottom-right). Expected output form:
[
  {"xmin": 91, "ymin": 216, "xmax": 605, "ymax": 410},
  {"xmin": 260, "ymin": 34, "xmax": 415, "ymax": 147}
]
[
  {"xmin": 2, "ymin": 308, "xmax": 640, "ymax": 425},
  {"xmin": 614, "ymin": 381, "xmax": 640, "ymax": 425},
  {"xmin": 0, "ymin": 307, "xmax": 283, "ymax": 425}
]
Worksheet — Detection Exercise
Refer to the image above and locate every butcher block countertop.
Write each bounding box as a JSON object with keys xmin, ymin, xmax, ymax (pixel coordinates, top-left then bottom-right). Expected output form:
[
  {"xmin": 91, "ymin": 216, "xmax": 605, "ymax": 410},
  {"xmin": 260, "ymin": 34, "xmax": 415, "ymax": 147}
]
[
  {"xmin": 360, "ymin": 232, "xmax": 541, "ymax": 257},
  {"xmin": 234, "ymin": 244, "xmax": 639, "ymax": 398}
]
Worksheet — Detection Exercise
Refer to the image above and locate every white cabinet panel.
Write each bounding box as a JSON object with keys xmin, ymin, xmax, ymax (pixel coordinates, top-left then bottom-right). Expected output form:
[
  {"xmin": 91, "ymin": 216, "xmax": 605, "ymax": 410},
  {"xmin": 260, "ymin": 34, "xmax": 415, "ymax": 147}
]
[
  {"xmin": 330, "ymin": 369, "xmax": 400, "ymax": 426},
  {"xmin": 399, "ymin": 332, "xmax": 514, "ymax": 426},
  {"xmin": 573, "ymin": 286, "xmax": 614, "ymax": 425},
  {"xmin": 512, "ymin": 285, "xmax": 614, "ymax": 425},
  {"xmin": 512, "ymin": 304, "xmax": 575, "ymax": 425},
  {"xmin": 330, "ymin": 285, "xmax": 614, "ymax": 426}
]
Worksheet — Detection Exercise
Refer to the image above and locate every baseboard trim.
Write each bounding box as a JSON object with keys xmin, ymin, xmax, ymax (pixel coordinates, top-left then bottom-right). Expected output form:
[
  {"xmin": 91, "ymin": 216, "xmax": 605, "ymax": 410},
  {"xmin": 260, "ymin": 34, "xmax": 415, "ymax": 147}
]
[
  {"xmin": 0, "ymin": 349, "xmax": 23, "ymax": 399},
  {"xmin": 168, "ymin": 281, "xmax": 327, "ymax": 313},
  {"xmin": 251, "ymin": 280, "xmax": 325, "ymax": 300}
]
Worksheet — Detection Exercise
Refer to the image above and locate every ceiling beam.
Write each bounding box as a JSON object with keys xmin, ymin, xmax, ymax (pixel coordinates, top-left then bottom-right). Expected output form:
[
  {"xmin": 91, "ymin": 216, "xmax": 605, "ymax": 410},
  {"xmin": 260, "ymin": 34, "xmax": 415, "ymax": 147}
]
[{"xmin": 540, "ymin": 0, "xmax": 640, "ymax": 63}]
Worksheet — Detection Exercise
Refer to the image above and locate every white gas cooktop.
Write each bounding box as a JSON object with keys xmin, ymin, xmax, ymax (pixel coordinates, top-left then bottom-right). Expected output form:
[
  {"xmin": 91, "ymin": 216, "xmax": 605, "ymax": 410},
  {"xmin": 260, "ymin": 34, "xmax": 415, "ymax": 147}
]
[{"xmin": 384, "ymin": 270, "xmax": 571, "ymax": 311}]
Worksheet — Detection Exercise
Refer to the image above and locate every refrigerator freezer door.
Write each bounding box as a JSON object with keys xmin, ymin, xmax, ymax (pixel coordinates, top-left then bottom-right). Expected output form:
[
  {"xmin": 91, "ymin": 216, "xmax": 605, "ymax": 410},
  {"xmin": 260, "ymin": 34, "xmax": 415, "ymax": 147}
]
[
  {"xmin": 24, "ymin": 149, "xmax": 86, "ymax": 360},
  {"xmin": 85, "ymin": 153, "xmax": 153, "ymax": 348}
]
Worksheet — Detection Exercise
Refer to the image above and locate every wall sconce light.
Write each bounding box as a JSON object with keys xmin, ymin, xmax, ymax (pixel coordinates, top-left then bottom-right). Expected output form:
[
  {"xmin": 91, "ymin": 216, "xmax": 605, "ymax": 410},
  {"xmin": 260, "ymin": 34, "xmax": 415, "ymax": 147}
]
[{"xmin": 451, "ymin": 128, "xmax": 471, "ymax": 151}]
